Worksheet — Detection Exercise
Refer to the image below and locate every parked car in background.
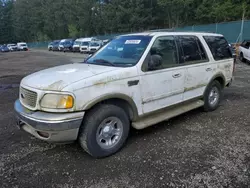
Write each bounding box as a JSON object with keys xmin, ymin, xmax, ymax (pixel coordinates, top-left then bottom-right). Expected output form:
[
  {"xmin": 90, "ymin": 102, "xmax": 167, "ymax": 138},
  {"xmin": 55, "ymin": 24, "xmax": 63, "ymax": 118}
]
[
  {"xmin": 229, "ymin": 43, "xmax": 236, "ymax": 57},
  {"xmin": 0, "ymin": 45, "xmax": 10, "ymax": 52},
  {"xmin": 17, "ymin": 42, "xmax": 28, "ymax": 51},
  {"xmin": 102, "ymin": 39, "xmax": 111, "ymax": 46},
  {"xmin": 73, "ymin": 38, "xmax": 85, "ymax": 52},
  {"xmin": 58, "ymin": 39, "xmax": 67, "ymax": 51},
  {"xmin": 48, "ymin": 42, "xmax": 53, "ymax": 51},
  {"xmin": 52, "ymin": 40, "xmax": 60, "ymax": 51},
  {"xmin": 80, "ymin": 37, "xmax": 98, "ymax": 53},
  {"xmin": 88, "ymin": 41, "xmax": 102, "ymax": 54},
  {"xmin": 7, "ymin": 44, "xmax": 18, "ymax": 51},
  {"xmin": 239, "ymin": 39, "xmax": 250, "ymax": 63},
  {"xmin": 62, "ymin": 39, "xmax": 75, "ymax": 52},
  {"xmin": 15, "ymin": 32, "xmax": 234, "ymax": 158}
]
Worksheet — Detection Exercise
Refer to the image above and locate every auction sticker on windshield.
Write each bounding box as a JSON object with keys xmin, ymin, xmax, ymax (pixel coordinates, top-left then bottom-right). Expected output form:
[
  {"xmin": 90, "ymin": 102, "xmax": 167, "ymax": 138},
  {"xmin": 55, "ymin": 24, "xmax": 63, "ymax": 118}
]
[{"xmin": 125, "ymin": 40, "xmax": 141, "ymax": 44}]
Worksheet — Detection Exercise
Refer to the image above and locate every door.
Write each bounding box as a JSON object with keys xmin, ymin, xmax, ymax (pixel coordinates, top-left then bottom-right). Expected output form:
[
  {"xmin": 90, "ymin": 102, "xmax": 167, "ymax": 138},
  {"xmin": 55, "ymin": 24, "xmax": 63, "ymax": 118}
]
[
  {"xmin": 177, "ymin": 35, "xmax": 213, "ymax": 101},
  {"xmin": 140, "ymin": 36, "xmax": 185, "ymax": 114},
  {"xmin": 203, "ymin": 35, "xmax": 234, "ymax": 82}
]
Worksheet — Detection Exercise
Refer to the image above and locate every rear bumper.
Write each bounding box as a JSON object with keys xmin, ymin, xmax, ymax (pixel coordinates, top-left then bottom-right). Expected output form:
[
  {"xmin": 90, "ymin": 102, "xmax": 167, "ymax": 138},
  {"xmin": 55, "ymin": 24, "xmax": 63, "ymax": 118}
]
[{"xmin": 14, "ymin": 100, "xmax": 84, "ymax": 142}]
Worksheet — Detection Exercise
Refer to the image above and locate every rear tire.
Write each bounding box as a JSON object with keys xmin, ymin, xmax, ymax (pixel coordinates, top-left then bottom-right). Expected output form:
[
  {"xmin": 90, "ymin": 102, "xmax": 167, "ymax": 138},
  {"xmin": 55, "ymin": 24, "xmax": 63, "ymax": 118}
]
[
  {"xmin": 78, "ymin": 104, "xmax": 130, "ymax": 158},
  {"xmin": 203, "ymin": 80, "xmax": 222, "ymax": 112}
]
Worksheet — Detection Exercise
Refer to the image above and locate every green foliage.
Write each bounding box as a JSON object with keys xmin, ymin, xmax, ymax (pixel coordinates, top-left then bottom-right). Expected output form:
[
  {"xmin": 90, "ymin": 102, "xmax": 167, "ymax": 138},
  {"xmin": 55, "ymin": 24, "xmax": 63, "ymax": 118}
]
[{"xmin": 0, "ymin": 0, "xmax": 249, "ymax": 43}]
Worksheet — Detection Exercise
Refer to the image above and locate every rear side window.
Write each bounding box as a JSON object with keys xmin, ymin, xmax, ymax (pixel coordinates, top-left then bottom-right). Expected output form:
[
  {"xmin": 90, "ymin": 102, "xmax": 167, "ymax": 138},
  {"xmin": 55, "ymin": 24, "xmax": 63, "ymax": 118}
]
[
  {"xmin": 179, "ymin": 36, "xmax": 208, "ymax": 63},
  {"xmin": 203, "ymin": 36, "xmax": 232, "ymax": 60}
]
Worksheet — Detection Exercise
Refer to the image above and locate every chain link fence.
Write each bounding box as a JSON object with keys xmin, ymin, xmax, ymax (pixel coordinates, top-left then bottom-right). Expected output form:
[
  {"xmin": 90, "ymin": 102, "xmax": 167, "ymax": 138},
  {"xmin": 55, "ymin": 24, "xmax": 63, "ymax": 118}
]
[
  {"xmin": 28, "ymin": 20, "xmax": 250, "ymax": 48},
  {"xmin": 176, "ymin": 20, "xmax": 250, "ymax": 44}
]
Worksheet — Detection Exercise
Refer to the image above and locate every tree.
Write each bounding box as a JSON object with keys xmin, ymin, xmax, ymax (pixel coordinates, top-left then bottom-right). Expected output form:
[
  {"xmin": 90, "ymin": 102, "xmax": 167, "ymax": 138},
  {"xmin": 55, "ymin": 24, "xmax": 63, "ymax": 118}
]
[{"xmin": 0, "ymin": 0, "xmax": 249, "ymax": 43}]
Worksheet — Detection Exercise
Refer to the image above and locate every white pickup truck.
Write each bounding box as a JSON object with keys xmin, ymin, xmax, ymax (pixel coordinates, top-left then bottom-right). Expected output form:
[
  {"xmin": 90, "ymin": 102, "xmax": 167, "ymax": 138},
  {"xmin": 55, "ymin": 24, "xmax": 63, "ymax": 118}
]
[
  {"xmin": 239, "ymin": 40, "xmax": 250, "ymax": 63},
  {"xmin": 15, "ymin": 32, "xmax": 234, "ymax": 158}
]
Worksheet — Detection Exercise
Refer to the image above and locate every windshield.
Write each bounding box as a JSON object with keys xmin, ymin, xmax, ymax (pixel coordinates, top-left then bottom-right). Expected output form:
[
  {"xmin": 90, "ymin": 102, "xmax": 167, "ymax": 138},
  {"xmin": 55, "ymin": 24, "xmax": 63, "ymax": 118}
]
[
  {"xmin": 81, "ymin": 42, "xmax": 89, "ymax": 46},
  {"xmin": 90, "ymin": 42, "xmax": 100, "ymax": 47},
  {"xmin": 65, "ymin": 41, "xmax": 72, "ymax": 45},
  {"xmin": 20, "ymin": 44, "xmax": 27, "ymax": 46},
  {"xmin": 86, "ymin": 35, "xmax": 152, "ymax": 67},
  {"xmin": 74, "ymin": 41, "xmax": 81, "ymax": 45}
]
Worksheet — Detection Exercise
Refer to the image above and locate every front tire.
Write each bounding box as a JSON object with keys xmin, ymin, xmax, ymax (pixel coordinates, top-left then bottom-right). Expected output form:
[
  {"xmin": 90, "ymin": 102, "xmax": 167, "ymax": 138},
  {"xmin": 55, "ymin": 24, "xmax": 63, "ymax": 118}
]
[
  {"xmin": 240, "ymin": 52, "xmax": 246, "ymax": 62},
  {"xmin": 204, "ymin": 80, "xmax": 222, "ymax": 112},
  {"xmin": 78, "ymin": 104, "xmax": 130, "ymax": 158}
]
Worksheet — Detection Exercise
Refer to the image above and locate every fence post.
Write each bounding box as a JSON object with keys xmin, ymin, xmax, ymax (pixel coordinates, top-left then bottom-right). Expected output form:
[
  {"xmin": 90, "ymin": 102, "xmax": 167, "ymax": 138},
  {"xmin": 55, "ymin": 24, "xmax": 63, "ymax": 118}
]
[
  {"xmin": 215, "ymin": 23, "xmax": 218, "ymax": 33},
  {"xmin": 240, "ymin": 18, "xmax": 245, "ymax": 43}
]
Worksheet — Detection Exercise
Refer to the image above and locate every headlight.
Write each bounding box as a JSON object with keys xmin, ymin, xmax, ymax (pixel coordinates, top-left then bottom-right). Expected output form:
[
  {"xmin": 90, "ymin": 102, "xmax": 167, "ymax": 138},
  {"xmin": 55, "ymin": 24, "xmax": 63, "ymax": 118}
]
[{"xmin": 40, "ymin": 94, "xmax": 74, "ymax": 109}]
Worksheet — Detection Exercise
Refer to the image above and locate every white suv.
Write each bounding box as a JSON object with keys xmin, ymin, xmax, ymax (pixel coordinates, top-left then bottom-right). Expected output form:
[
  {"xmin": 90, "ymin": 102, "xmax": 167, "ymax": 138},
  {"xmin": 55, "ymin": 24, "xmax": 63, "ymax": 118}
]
[
  {"xmin": 15, "ymin": 32, "xmax": 234, "ymax": 158},
  {"xmin": 239, "ymin": 40, "xmax": 250, "ymax": 63}
]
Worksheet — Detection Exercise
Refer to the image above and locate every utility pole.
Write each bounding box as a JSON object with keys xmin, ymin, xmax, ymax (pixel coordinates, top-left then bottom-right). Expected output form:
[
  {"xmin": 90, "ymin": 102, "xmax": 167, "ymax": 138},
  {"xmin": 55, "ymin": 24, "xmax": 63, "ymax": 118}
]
[{"xmin": 240, "ymin": 2, "xmax": 246, "ymax": 42}]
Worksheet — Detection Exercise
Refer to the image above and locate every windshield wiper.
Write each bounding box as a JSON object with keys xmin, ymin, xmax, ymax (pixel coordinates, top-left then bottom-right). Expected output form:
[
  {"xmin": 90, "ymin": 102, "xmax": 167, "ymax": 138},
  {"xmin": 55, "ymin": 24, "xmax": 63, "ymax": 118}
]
[{"xmin": 93, "ymin": 59, "xmax": 115, "ymax": 66}]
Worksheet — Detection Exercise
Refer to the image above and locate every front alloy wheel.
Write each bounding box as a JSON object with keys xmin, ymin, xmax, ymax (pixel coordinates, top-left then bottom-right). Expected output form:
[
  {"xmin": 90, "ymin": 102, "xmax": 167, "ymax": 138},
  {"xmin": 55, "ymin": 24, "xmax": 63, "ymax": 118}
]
[
  {"xmin": 78, "ymin": 104, "xmax": 130, "ymax": 158},
  {"xmin": 96, "ymin": 117, "xmax": 123, "ymax": 150}
]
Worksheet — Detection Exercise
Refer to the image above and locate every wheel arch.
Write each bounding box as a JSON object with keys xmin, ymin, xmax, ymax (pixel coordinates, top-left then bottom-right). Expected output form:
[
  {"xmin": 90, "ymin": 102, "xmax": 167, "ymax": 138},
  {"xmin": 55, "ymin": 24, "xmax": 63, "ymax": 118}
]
[
  {"xmin": 82, "ymin": 94, "xmax": 139, "ymax": 121},
  {"xmin": 203, "ymin": 73, "xmax": 226, "ymax": 96}
]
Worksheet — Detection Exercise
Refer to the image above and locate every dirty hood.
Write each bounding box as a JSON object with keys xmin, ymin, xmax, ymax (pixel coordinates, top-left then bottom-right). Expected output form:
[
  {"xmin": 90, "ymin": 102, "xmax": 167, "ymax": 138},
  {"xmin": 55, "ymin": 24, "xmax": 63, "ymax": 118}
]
[{"xmin": 21, "ymin": 63, "xmax": 118, "ymax": 91}]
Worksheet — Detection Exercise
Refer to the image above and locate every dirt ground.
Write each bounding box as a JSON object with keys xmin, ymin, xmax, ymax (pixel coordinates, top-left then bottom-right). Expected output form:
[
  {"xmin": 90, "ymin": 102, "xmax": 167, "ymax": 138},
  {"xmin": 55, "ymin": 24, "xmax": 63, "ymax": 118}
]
[{"xmin": 0, "ymin": 50, "xmax": 249, "ymax": 188}]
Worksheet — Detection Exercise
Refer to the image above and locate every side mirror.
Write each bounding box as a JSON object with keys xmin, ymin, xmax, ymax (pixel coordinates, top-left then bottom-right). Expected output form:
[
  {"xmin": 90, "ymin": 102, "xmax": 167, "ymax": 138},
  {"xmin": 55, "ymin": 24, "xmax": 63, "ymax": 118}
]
[{"xmin": 148, "ymin": 54, "xmax": 162, "ymax": 71}]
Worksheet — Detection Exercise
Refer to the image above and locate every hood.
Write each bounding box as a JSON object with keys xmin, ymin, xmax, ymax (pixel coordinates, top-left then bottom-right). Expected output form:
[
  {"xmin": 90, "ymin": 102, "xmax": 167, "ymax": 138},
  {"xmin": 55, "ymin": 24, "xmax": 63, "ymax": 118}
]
[{"xmin": 21, "ymin": 63, "xmax": 118, "ymax": 91}]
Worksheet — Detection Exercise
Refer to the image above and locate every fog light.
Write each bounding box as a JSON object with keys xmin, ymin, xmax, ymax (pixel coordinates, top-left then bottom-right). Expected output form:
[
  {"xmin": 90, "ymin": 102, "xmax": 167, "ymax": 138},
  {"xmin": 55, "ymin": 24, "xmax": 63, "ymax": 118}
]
[{"xmin": 37, "ymin": 131, "xmax": 49, "ymax": 138}]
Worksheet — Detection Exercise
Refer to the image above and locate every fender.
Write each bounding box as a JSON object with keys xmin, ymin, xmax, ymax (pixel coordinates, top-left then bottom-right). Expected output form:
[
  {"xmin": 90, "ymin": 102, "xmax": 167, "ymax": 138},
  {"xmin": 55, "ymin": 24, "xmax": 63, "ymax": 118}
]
[
  {"xmin": 82, "ymin": 93, "xmax": 139, "ymax": 120},
  {"xmin": 203, "ymin": 73, "xmax": 226, "ymax": 96}
]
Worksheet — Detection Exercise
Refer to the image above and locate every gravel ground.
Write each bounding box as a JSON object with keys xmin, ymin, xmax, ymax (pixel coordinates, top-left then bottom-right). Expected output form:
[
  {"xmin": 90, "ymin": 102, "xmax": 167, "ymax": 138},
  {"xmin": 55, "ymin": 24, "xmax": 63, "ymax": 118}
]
[{"xmin": 0, "ymin": 50, "xmax": 249, "ymax": 188}]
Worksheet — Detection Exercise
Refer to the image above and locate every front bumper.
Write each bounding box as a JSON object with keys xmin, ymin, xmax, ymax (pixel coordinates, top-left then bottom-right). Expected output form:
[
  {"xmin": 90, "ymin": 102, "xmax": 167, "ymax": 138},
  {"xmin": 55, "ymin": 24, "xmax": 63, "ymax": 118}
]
[
  {"xmin": 80, "ymin": 48, "xmax": 88, "ymax": 53},
  {"xmin": 89, "ymin": 49, "xmax": 97, "ymax": 53},
  {"xmin": 73, "ymin": 47, "xmax": 80, "ymax": 52},
  {"xmin": 14, "ymin": 100, "xmax": 84, "ymax": 142}
]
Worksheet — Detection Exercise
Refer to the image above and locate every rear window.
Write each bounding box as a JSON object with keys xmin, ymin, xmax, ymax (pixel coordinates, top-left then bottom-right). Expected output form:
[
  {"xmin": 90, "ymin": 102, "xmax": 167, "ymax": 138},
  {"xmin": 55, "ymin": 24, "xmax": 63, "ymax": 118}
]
[{"xmin": 203, "ymin": 36, "xmax": 232, "ymax": 60}]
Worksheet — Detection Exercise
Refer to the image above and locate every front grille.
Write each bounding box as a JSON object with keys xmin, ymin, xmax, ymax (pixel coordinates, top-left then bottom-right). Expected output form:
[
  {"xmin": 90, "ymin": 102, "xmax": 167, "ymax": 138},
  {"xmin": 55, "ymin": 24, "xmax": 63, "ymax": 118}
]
[{"xmin": 20, "ymin": 87, "xmax": 37, "ymax": 108}]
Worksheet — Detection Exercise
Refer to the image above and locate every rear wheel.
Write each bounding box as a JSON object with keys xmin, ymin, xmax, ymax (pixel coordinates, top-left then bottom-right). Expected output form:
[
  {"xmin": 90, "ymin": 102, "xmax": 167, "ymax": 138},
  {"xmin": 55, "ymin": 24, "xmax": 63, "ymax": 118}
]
[
  {"xmin": 78, "ymin": 104, "xmax": 130, "ymax": 158},
  {"xmin": 204, "ymin": 80, "xmax": 222, "ymax": 112}
]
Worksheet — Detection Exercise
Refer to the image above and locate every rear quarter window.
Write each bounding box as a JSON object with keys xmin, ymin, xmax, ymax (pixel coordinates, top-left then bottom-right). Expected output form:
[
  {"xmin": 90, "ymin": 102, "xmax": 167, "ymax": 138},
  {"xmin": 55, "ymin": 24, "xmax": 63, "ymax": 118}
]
[{"xmin": 203, "ymin": 36, "xmax": 232, "ymax": 61}]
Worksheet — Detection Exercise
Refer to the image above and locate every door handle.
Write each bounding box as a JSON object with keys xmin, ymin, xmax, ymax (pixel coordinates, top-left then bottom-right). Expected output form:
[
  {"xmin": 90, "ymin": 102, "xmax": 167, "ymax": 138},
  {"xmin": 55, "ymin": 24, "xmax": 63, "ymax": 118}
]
[
  {"xmin": 127, "ymin": 80, "xmax": 139, "ymax": 86},
  {"xmin": 172, "ymin": 73, "xmax": 181, "ymax": 78},
  {"xmin": 206, "ymin": 68, "xmax": 212, "ymax": 72}
]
